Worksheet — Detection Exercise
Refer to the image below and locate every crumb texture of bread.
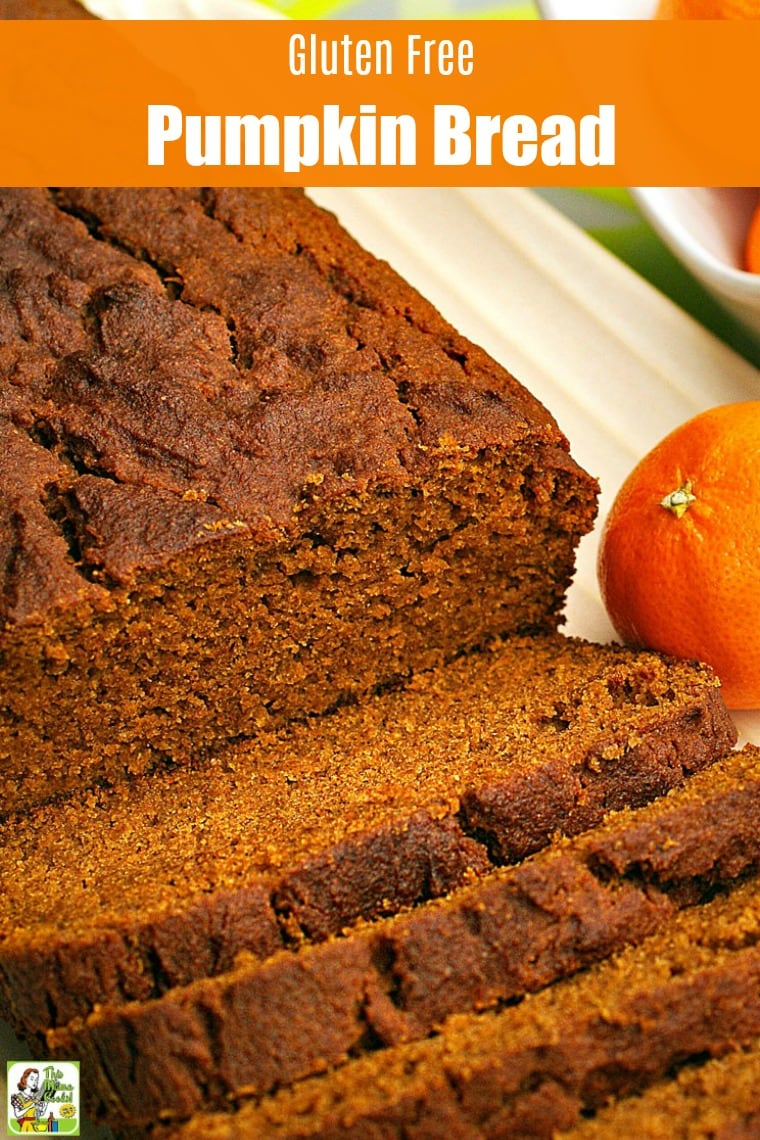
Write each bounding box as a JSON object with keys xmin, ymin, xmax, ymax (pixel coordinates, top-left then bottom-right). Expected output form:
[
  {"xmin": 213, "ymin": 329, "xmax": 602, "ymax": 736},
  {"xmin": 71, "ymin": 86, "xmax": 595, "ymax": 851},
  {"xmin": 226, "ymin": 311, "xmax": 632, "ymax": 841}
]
[
  {"xmin": 0, "ymin": 638, "xmax": 734, "ymax": 1038},
  {"xmin": 137, "ymin": 874, "xmax": 760, "ymax": 1139},
  {"xmin": 0, "ymin": 187, "xmax": 598, "ymax": 811},
  {"xmin": 560, "ymin": 1037, "xmax": 760, "ymax": 1139},
  {"xmin": 46, "ymin": 741, "xmax": 760, "ymax": 1131}
]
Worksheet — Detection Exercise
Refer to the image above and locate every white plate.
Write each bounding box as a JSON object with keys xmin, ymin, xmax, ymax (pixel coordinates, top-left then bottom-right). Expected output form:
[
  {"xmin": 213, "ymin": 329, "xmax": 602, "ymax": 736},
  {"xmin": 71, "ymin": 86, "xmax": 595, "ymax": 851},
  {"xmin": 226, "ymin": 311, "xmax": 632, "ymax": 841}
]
[{"xmin": 2, "ymin": 188, "xmax": 759, "ymax": 1136}]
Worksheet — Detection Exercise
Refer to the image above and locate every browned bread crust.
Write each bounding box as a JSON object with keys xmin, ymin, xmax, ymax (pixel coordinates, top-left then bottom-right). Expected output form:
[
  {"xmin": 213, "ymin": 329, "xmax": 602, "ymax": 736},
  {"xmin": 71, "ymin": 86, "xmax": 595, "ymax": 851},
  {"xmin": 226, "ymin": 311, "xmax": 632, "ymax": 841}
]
[
  {"xmin": 54, "ymin": 743, "xmax": 760, "ymax": 1132},
  {"xmin": 0, "ymin": 188, "xmax": 598, "ymax": 812},
  {"xmin": 562, "ymin": 1038, "xmax": 760, "ymax": 1139},
  {"xmin": 0, "ymin": 637, "xmax": 733, "ymax": 1040},
  {"xmin": 136, "ymin": 867, "xmax": 760, "ymax": 1138}
]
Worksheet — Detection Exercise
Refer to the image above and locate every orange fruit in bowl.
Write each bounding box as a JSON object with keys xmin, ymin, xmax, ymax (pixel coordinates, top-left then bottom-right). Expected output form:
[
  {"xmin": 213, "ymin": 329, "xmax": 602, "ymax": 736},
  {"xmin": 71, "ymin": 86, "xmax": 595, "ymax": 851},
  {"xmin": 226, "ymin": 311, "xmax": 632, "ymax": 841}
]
[
  {"xmin": 655, "ymin": 0, "xmax": 760, "ymax": 16},
  {"xmin": 597, "ymin": 402, "xmax": 760, "ymax": 709}
]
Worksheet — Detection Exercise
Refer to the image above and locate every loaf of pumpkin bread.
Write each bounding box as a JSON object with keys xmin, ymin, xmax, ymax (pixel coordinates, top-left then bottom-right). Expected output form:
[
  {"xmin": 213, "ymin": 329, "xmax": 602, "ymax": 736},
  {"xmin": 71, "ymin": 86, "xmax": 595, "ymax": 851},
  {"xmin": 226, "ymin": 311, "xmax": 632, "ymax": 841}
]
[
  {"xmin": 1, "ymin": 11, "xmax": 753, "ymax": 1140},
  {"xmin": 0, "ymin": 187, "xmax": 598, "ymax": 812}
]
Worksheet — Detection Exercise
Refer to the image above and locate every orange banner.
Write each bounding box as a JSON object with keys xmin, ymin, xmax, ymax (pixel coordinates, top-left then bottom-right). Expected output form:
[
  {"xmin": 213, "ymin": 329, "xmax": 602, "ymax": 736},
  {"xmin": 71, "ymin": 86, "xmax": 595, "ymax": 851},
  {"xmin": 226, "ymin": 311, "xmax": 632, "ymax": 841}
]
[{"xmin": 0, "ymin": 20, "xmax": 757, "ymax": 186}]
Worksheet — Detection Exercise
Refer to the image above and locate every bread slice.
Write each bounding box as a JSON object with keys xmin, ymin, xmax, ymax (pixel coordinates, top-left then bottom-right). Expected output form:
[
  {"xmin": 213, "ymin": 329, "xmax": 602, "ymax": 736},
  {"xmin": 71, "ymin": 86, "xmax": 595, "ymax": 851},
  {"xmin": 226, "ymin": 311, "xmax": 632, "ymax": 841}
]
[
  {"xmin": 559, "ymin": 1039, "xmax": 760, "ymax": 1139},
  {"xmin": 47, "ymin": 741, "xmax": 760, "ymax": 1131},
  {"xmin": 0, "ymin": 186, "xmax": 598, "ymax": 812},
  {"xmin": 134, "ymin": 868, "xmax": 760, "ymax": 1139},
  {"xmin": 0, "ymin": 635, "xmax": 732, "ymax": 1039}
]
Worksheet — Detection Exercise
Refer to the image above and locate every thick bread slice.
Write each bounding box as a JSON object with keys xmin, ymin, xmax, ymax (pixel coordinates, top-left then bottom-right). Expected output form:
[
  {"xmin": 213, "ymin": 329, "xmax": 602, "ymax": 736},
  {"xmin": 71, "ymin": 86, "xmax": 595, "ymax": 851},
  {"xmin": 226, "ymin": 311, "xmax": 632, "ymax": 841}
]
[
  {"xmin": 138, "ymin": 871, "xmax": 760, "ymax": 1139},
  {"xmin": 0, "ymin": 637, "xmax": 734, "ymax": 1037},
  {"xmin": 559, "ymin": 1037, "xmax": 760, "ymax": 1139},
  {"xmin": 48, "ymin": 743, "xmax": 760, "ymax": 1131}
]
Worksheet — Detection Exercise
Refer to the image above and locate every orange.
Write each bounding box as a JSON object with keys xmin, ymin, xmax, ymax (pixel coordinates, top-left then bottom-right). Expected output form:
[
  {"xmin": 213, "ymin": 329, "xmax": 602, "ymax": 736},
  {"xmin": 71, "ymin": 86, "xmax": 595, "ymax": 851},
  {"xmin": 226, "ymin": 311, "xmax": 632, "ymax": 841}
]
[
  {"xmin": 597, "ymin": 402, "xmax": 760, "ymax": 709},
  {"xmin": 745, "ymin": 204, "xmax": 760, "ymax": 273},
  {"xmin": 655, "ymin": 0, "xmax": 760, "ymax": 15}
]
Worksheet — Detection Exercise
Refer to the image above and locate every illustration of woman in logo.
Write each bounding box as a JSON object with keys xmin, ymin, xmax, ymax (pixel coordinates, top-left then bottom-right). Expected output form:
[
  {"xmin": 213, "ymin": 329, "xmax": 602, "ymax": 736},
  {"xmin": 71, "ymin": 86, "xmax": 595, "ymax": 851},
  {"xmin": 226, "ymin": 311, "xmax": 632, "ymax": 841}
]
[{"xmin": 9, "ymin": 1068, "xmax": 52, "ymax": 1133}]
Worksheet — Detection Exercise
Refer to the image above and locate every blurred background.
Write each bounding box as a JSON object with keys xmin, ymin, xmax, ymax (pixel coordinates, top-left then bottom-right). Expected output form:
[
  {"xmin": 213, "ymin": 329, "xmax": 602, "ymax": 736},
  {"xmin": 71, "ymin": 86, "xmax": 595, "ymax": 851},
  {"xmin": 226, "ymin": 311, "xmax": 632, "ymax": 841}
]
[
  {"xmin": 258, "ymin": 0, "xmax": 541, "ymax": 18},
  {"xmin": 232, "ymin": 0, "xmax": 760, "ymax": 368}
]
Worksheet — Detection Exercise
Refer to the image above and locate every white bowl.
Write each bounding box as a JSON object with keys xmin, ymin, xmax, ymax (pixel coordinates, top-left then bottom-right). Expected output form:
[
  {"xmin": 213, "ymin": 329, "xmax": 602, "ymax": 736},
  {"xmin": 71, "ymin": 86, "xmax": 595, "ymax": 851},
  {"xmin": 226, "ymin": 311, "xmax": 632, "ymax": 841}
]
[
  {"xmin": 631, "ymin": 188, "xmax": 760, "ymax": 341},
  {"xmin": 538, "ymin": 1, "xmax": 760, "ymax": 348},
  {"xmin": 536, "ymin": 0, "xmax": 654, "ymax": 16}
]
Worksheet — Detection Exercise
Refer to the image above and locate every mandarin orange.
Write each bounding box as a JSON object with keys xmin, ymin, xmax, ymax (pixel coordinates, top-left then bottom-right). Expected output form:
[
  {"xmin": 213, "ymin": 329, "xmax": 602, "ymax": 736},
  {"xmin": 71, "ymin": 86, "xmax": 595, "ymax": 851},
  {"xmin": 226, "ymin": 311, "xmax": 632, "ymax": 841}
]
[
  {"xmin": 597, "ymin": 402, "xmax": 760, "ymax": 709},
  {"xmin": 745, "ymin": 204, "xmax": 760, "ymax": 273},
  {"xmin": 655, "ymin": 0, "xmax": 760, "ymax": 15}
]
